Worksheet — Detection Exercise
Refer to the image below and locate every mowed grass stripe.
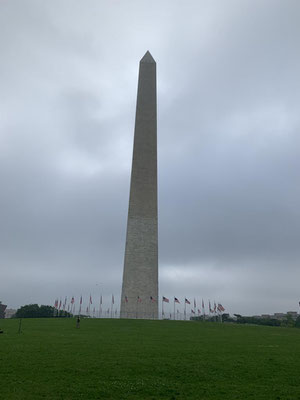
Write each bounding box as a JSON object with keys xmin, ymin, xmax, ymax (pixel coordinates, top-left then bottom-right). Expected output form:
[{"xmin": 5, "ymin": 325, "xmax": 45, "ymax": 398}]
[{"xmin": 1, "ymin": 318, "xmax": 300, "ymax": 399}]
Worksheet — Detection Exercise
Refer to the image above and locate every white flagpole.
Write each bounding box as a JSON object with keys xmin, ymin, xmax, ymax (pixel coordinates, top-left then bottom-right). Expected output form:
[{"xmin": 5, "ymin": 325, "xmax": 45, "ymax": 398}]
[
  {"xmin": 173, "ymin": 298, "xmax": 175, "ymax": 320},
  {"xmin": 100, "ymin": 295, "xmax": 102, "ymax": 318},
  {"xmin": 214, "ymin": 301, "xmax": 217, "ymax": 322}
]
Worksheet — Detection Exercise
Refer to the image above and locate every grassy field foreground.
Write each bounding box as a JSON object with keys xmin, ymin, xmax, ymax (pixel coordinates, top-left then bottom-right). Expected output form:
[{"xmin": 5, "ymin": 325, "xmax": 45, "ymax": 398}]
[{"xmin": 0, "ymin": 318, "xmax": 300, "ymax": 399}]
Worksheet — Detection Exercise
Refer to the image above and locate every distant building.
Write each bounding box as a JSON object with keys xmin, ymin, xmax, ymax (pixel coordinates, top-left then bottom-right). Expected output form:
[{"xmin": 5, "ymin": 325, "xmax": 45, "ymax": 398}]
[
  {"xmin": 287, "ymin": 311, "xmax": 298, "ymax": 320},
  {"xmin": 259, "ymin": 312, "xmax": 299, "ymax": 321},
  {"xmin": 261, "ymin": 314, "xmax": 271, "ymax": 319},
  {"xmin": 5, "ymin": 309, "xmax": 16, "ymax": 318},
  {"xmin": 0, "ymin": 302, "xmax": 7, "ymax": 319},
  {"xmin": 273, "ymin": 313, "xmax": 286, "ymax": 320}
]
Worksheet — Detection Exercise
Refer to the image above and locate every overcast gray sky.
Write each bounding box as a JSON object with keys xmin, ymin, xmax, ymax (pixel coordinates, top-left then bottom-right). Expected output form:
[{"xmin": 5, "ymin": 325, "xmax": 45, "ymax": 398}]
[{"xmin": 1, "ymin": 0, "xmax": 300, "ymax": 316}]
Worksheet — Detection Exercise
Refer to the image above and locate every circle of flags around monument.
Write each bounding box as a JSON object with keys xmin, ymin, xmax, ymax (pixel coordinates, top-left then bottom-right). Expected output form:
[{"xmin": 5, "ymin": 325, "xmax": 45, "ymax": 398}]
[{"xmin": 53, "ymin": 294, "xmax": 225, "ymax": 320}]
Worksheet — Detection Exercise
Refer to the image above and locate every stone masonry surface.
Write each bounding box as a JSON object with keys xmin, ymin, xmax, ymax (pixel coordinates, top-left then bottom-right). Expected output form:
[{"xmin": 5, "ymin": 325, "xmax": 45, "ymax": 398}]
[{"xmin": 120, "ymin": 51, "xmax": 158, "ymax": 319}]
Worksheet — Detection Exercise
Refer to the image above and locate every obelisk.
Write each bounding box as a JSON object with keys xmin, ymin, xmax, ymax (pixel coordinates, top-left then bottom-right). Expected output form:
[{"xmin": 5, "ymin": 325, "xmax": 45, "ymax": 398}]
[{"xmin": 120, "ymin": 51, "xmax": 158, "ymax": 319}]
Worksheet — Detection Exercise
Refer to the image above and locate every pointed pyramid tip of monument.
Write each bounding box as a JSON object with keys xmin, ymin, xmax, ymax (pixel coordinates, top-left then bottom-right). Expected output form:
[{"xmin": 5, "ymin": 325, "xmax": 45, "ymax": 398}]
[{"xmin": 140, "ymin": 50, "xmax": 156, "ymax": 63}]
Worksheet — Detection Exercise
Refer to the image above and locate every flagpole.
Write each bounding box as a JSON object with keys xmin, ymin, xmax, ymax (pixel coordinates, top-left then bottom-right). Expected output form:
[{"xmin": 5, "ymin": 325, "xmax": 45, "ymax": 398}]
[
  {"xmin": 53, "ymin": 299, "xmax": 57, "ymax": 317},
  {"xmin": 111, "ymin": 295, "xmax": 113, "ymax": 319},
  {"xmin": 173, "ymin": 298, "xmax": 175, "ymax": 320},
  {"xmin": 88, "ymin": 294, "xmax": 91, "ymax": 317},
  {"xmin": 162, "ymin": 296, "xmax": 164, "ymax": 319},
  {"xmin": 96, "ymin": 283, "xmax": 102, "ymax": 318},
  {"xmin": 99, "ymin": 294, "xmax": 102, "ymax": 318},
  {"xmin": 184, "ymin": 298, "xmax": 186, "ymax": 321},
  {"xmin": 214, "ymin": 301, "xmax": 216, "ymax": 322}
]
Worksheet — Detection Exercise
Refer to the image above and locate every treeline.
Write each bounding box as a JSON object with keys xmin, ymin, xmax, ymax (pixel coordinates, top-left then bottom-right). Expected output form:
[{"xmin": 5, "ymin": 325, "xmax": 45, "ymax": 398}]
[
  {"xmin": 233, "ymin": 314, "xmax": 300, "ymax": 328},
  {"xmin": 14, "ymin": 304, "xmax": 72, "ymax": 318},
  {"xmin": 233, "ymin": 315, "xmax": 281, "ymax": 326},
  {"xmin": 191, "ymin": 313, "xmax": 300, "ymax": 328}
]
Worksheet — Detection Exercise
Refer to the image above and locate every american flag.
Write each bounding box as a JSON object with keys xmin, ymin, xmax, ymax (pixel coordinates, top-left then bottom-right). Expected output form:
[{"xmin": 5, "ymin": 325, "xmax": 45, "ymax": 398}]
[
  {"xmin": 163, "ymin": 296, "xmax": 169, "ymax": 303},
  {"xmin": 59, "ymin": 300, "xmax": 62, "ymax": 309},
  {"xmin": 80, "ymin": 296, "xmax": 82, "ymax": 305},
  {"xmin": 198, "ymin": 308, "xmax": 201, "ymax": 314},
  {"xmin": 125, "ymin": 296, "xmax": 128, "ymax": 303},
  {"xmin": 202, "ymin": 299, "xmax": 204, "ymax": 308},
  {"xmin": 89, "ymin": 295, "xmax": 92, "ymax": 304},
  {"xmin": 150, "ymin": 296, "xmax": 156, "ymax": 302},
  {"xmin": 174, "ymin": 297, "xmax": 180, "ymax": 304},
  {"xmin": 137, "ymin": 296, "xmax": 142, "ymax": 303},
  {"xmin": 185, "ymin": 298, "xmax": 191, "ymax": 305},
  {"xmin": 112, "ymin": 295, "xmax": 114, "ymax": 304},
  {"xmin": 194, "ymin": 298, "xmax": 196, "ymax": 308},
  {"xmin": 191, "ymin": 309, "xmax": 195, "ymax": 314},
  {"xmin": 100, "ymin": 295, "xmax": 102, "ymax": 305},
  {"xmin": 218, "ymin": 303, "xmax": 225, "ymax": 312},
  {"xmin": 71, "ymin": 297, "xmax": 74, "ymax": 304}
]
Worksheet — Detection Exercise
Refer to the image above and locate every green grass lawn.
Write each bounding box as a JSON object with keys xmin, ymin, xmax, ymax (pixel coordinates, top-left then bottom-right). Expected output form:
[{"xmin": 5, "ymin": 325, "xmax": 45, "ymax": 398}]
[{"xmin": 1, "ymin": 318, "xmax": 300, "ymax": 399}]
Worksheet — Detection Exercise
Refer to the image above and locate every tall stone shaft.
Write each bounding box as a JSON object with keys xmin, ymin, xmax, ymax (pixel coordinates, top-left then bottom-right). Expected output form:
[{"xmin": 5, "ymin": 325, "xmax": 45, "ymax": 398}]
[{"xmin": 120, "ymin": 51, "xmax": 158, "ymax": 319}]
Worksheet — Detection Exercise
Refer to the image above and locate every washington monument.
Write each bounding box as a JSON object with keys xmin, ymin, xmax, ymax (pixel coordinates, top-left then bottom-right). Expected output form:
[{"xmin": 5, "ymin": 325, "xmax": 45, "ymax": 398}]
[{"xmin": 120, "ymin": 51, "xmax": 158, "ymax": 319}]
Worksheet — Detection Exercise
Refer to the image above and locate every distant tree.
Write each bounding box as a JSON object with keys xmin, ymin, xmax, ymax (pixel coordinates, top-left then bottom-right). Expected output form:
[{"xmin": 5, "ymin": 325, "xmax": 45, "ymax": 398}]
[
  {"xmin": 222, "ymin": 313, "xmax": 234, "ymax": 322},
  {"xmin": 281, "ymin": 314, "xmax": 295, "ymax": 328},
  {"xmin": 190, "ymin": 313, "xmax": 299, "ymax": 328},
  {"xmin": 190, "ymin": 314, "xmax": 232, "ymax": 322},
  {"xmin": 15, "ymin": 304, "xmax": 72, "ymax": 318},
  {"xmin": 235, "ymin": 315, "xmax": 281, "ymax": 327},
  {"xmin": 295, "ymin": 316, "xmax": 300, "ymax": 328},
  {"xmin": 39, "ymin": 305, "xmax": 55, "ymax": 318},
  {"xmin": 15, "ymin": 304, "xmax": 40, "ymax": 318}
]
